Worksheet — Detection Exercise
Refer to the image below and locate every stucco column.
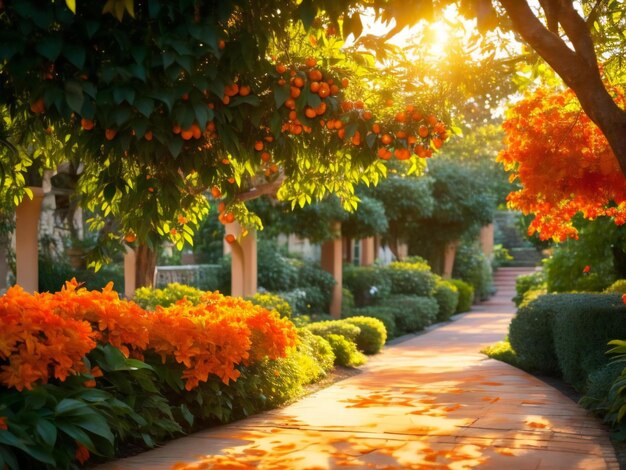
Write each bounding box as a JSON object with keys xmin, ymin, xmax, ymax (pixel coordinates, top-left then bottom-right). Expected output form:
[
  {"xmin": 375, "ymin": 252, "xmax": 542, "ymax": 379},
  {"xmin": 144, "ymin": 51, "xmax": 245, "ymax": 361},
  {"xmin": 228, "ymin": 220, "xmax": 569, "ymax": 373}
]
[
  {"xmin": 225, "ymin": 222, "xmax": 257, "ymax": 297},
  {"xmin": 480, "ymin": 223, "xmax": 495, "ymax": 260},
  {"xmin": 124, "ymin": 247, "xmax": 136, "ymax": 299},
  {"xmin": 442, "ymin": 240, "xmax": 459, "ymax": 279},
  {"xmin": 15, "ymin": 187, "xmax": 45, "ymax": 292},
  {"xmin": 360, "ymin": 237, "xmax": 376, "ymax": 266},
  {"xmin": 321, "ymin": 222, "xmax": 342, "ymax": 318}
]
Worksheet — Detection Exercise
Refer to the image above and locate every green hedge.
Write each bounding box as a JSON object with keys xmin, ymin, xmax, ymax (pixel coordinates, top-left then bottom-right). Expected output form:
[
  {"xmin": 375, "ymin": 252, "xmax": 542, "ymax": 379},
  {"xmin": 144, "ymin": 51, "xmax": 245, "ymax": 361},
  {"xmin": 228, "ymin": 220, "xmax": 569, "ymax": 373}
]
[
  {"xmin": 384, "ymin": 295, "xmax": 438, "ymax": 334},
  {"xmin": 513, "ymin": 271, "xmax": 546, "ymax": 306},
  {"xmin": 134, "ymin": 283, "xmax": 204, "ymax": 310},
  {"xmin": 325, "ymin": 334, "xmax": 366, "ymax": 367},
  {"xmin": 387, "ymin": 261, "xmax": 436, "ymax": 297},
  {"xmin": 342, "ymin": 316, "xmax": 387, "ymax": 354},
  {"xmin": 342, "ymin": 265, "xmax": 391, "ymax": 307},
  {"xmin": 508, "ymin": 294, "xmax": 560, "ymax": 374},
  {"xmin": 247, "ymin": 292, "xmax": 293, "ymax": 319},
  {"xmin": 551, "ymin": 294, "xmax": 626, "ymax": 390},
  {"xmin": 433, "ymin": 279, "xmax": 459, "ymax": 322},
  {"xmin": 305, "ymin": 320, "xmax": 361, "ymax": 343},
  {"xmin": 448, "ymin": 279, "xmax": 474, "ymax": 313},
  {"xmin": 348, "ymin": 307, "xmax": 397, "ymax": 339}
]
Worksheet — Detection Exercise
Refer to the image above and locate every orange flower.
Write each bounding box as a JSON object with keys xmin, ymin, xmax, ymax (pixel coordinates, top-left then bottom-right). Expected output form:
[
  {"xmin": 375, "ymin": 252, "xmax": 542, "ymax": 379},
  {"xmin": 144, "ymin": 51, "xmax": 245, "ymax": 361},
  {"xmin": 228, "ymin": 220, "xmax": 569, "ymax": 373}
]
[{"xmin": 75, "ymin": 443, "xmax": 90, "ymax": 464}]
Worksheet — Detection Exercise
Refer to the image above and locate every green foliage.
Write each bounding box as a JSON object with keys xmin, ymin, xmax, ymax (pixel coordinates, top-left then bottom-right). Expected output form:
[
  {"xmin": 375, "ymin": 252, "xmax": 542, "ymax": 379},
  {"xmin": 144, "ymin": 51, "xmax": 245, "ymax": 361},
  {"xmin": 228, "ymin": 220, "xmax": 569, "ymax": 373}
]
[
  {"xmin": 38, "ymin": 253, "xmax": 123, "ymax": 293},
  {"xmin": 247, "ymin": 292, "xmax": 292, "ymax": 319},
  {"xmin": 448, "ymin": 279, "xmax": 474, "ymax": 313},
  {"xmin": 491, "ymin": 244, "xmax": 514, "ymax": 268},
  {"xmin": 384, "ymin": 295, "xmax": 438, "ymax": 334},
  {"xmin": 604, "ymin": 279, "xmax": 626, "ymax": 293},
  {"xmin": 348, "ymin": 307, "xmax": 397, "ymax": 339},
  {"xmin": 452, "ymin": 239, "xmax": 494, "ymax": 300},
  {"xmin": 342, "ymin": 265, "xmax": 391, "ymax": 307},
  {"xmin": 257, "ymin": 240, "xmax": 299, "ymax": 292},
  {"xmin": 580, "ymin": 362, "xmax": 624, "ymax": 418},
  {"xmin": 604, "ymin": 340, "xmax": 626, "ymax": 436},
  {"xmin": 342, "ymin": 316, "xmax": 387, "ymax": 354},
  {"xmin": 481, "ymin": 339, "xmax": 521, "ymax": 369},
  {"xmin": 508, "ymin": 294, "xmax": 559, "ymax": 374},
  {"xmin": 133, "ymin": 283, "xmax": 204, "ymax": 310},
  {"xmin": 341, "ymin": 287, "xmax": 355, "ymax": 316},
  {"xmin": 543, "ymin": 218, "xmax": 625, "ymax": 293},
  {"xmin": 296, "ymin": 263, "xmax": 336, "ymax": 313},
  {"xmin": 513, "ymin": 271, "xmax": 546, "ymax": 306},
  {"xmin": 387, "ymin": 260, "xmax": 436, "ymax": 297},
  {"xmin": 433, "ymin": 279, "xmax": 459, "ymax": 322},
  {"xmin": 305, "ymin": 320, "xmax": 361, "ymax": 343},
  {"xmin": 551, "ymin": 295, "xmax": 626, "ymax": 390},
  {"xmin": 324, "ymin": 334, "xmax": 366, "ymax": 368},
  {"xmin": 296, "ymin": 329, "xmax": 336, "ymax": 379}
]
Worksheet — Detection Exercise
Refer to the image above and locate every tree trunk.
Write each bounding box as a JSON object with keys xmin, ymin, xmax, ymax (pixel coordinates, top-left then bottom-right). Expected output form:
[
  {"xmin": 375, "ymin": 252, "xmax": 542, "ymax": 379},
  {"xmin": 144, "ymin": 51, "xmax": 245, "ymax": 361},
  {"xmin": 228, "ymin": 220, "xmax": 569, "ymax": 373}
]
[
  {"xmin": 135, "ymin": 243, "xmax": 157, "ymax": 288},
  {"xmin": 498, "ymin": 0, "xmax": 626, "ymax": 176}
]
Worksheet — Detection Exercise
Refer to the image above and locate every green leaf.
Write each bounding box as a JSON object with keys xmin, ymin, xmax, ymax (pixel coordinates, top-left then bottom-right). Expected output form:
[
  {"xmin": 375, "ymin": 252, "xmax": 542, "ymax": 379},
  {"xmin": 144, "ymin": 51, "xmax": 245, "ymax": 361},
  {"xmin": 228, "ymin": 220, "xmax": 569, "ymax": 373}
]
[
  {"xmin": 63, "ymin": 45, "xmax": 86, "ymax": 69},
  {"xmin": 366, "ymin": 132, "xmax": 377, "ymax": 149},
  {"xmin": 273, "ymin": 84, "xmax": 290, "ymax": 108},
  {"xmin": 35, "ymin": 420, "xmax": 57, "ymax": 448},
  {"xmin": 64, "ymin": 81, "xmax": 84, "ymax": 113},
  {"xmin": 167, "ymin": 137, "xmax": 184, "ymax": 159},
  {"xmin": 112, "ymin": 87, "xmax": 136, "ymax": 105},
  {"xmin": 134, "ymin": 97, "xmax": 155, "ymax": 118},
  {"xmin": 296, "ymin": 0, "xmax": 317, "ymax": 31},
  {"xmin": 36, "ymin": 36, "xmax": 63, "ymax": 61},
  {"xmin": 192, "ymin": 102, "xmax": 211, "ymax": 129},
  {"xmin": 55, "ymin": 399, "xmax": 88, "ymax": 417},
  {"xmin": 0, "ymin": 445, "xmax": 19, "ymax": 470},
  {"xmin": 230, "ymin": 95, "xmax": 260, "ymax": 107},
  {"xmin": 56, "ymin": 422, "xmax": 95, "ymax": 453}
]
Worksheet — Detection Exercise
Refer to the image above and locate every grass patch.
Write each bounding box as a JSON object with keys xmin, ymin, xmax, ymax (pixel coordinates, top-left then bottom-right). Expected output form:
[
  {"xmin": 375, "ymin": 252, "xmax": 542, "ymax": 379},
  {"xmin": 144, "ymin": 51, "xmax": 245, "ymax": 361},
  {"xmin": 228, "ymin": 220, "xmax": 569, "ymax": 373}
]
[{"xmin": 481, "ymin": 339, "xmax": 522, "ymax": 369}]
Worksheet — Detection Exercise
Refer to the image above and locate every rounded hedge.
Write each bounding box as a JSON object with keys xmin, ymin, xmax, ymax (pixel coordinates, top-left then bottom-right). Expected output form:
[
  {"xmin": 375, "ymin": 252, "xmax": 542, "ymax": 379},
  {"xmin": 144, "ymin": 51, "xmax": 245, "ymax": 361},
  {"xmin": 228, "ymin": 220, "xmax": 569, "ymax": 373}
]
[
  {"xmin": 433, "ymin": 280, "xmax": 459, "ymax": 322},
  {"xmin": 343, "ymin": 316, "xmax": 387, "ymax": 354},
  {"xmin": 349, "ymin": 307, "xmax": 397, "ymax": 339},
  {"xmin": 384, "ymin": 295, "xmax": 438, "ymax": 334},
  {"xmin": 247, "ymin": 292, "xmax": 293, "ymax": 318},
  {"xmin": 387, "ymin": 262, "xmax": 436, "ymax": 297},
  {"xmin": 325, "ymin": 334, "xmax": 366, "ymax": 367},
  {"xmin": 448, "ymin": 279, "xmax": 474, "ymax": 313},
  {"xmin": 343, "ymin": 265, "xmax": 392, "ymax": 307},
  {"xmin": 305, "ymin": 320, "xmax": 361, "ymax": 342}
]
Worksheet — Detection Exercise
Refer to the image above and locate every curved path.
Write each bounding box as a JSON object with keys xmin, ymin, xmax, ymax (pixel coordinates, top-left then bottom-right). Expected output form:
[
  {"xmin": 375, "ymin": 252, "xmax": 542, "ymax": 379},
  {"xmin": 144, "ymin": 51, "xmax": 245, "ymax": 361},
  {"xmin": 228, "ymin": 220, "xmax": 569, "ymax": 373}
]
[{"xmin": 102, "ymin": 267, "xmax": 618, "ymax": 469}]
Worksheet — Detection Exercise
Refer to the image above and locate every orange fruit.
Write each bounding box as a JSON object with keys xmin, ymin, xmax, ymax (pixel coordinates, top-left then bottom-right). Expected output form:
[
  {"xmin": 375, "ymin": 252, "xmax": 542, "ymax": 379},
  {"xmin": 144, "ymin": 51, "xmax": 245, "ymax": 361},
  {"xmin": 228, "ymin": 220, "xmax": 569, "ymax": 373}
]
[
  {"xmin": 124, "ymin": 233, "xmax": 137, "ymax": 243},
  {"xmin": 105, "ymin": 128, "xmax": 117, "ymax": 140},
  {"xmin": 394, "ymin": 147, "xmax": 410, "ymax": 160},
  {"xmin": 211, "ymin": 186, "xmax": 221, "ymax": 198},
  {"xmin": 340, "ymin": 101, "xmax": 353, "ymax": 112},
  {"xmin": 418, "ymin": 125, "xmax": 429, "ymax": 138},
  {"xmin": 305, "ymin": 57, "xmax": 317, "ymax": 67},
  {"xmin": 290, "ymin": 86, "xmax": 301, "ymax": 98},
  {"xmin": 308, "ymin": 69, "xmax": 322, "ymax": 81},
  {"xmin": 177, "ymin": 215, "xmax": 188, "ymax": 224},
  {"xmin": 318, "ymin": 83, "xmax": 330, "ymax": 98},
  {"xmin": 362, "ymin": 111, "xmax": 372, "ymax": 120},
  {"xmin": 222, "ymin": 95, "xmax": 230, "ymax": 105},
  {"xmin": 433, "ymin": 137, "xmax": 443, "ymax": 149},
  {"xmin": 304, "ymin": 107, "xmax": 317, "ymax": 119},
  {"xmin": 411, "ymin": 112, "xmax": 423, "ymax": 121},
  {"xmin": 261, "ymin": 151, "xmax": 271, "ymax": 162},
  {"xmin": 277, "ymin": 78, "xmax": 286, "ymax": 86},
  {"xmin": 337, "ymin": 128, "xmax": 345, "ymax": 139},
  {"xmin": 225, "ymin": 84, "xmax": 239, "ymax": 97},
  {"xmin": 396, "ymin": 130, "xmax": 407, "ymax": 139},
  {"xmin": 310, "ymin": 81, "xmax": 320, "ymax": 93},
  {"xmin": 225, "ymin": 234, "xmax": 236, "ymax": 244},
  {"xmin": 381, "ymin": 133, "xmax": 393, "ymax": 145},
  {"xmin": 218, "ymin": 39, "xmax": 226, "ymax": 49},
  {"xmin": 293, "ymin": 76, "xmax": 304, "ymax": 88},
  {"xmin": 351, "ymin": 131, "xmax": 361, "ymax": 146},
  {"xmin": 227, "ymin": 177, "xmax": 235, "ymax": 184},
  {"xmin": 341, "ymin": 77, "xmax": 349, "ymax": 88},
  {"xmin": 371, "ymin": 123, "xmax": 381, "ymax": 134},
  {"xmin": 291, "ymin": 125, "xmax": 303, "ymax": 135},
  {"xmin": 377, "ymin": 147, "xmax": 391, "ymax": 160},
  {"xmin": 315, "ymin": 101, "xmax": 327, "ymax": 115},
  {"xmin": 288, "ymin": 110, "xmax": 297, "ymax": 121},
  {"xmin": 191, "ymin": 123, "xmax": 202, "ymax": 139},
  {"xmin": 144, "ymin": 130, "xmax": 153, "ymax": 141},
  {"xmin": 181, "ymin": 93, "xmax": 189, "ymax": 101},
  {"xmin": 330, "ymin": 84, "xmax": 339, "ymax": 95},
  {"xmin": 239, "ymin": 85, "xmax": 251, "ymax": 96},
  {"xmin": 224, "ymin": 212, "xmax": 235, "ymax": 224},
  {"xmin": 284, "ymin": 98, "xmax": 296, "ymax": 109},
  {"xmin": 395, "ymin": 112, "xmax": 406, "ymax": 123},
  {"xmin": 276, "ymin": 63, "xmax": 286, "ymax": 74},
  {"xmin": 218, "ymin": 201, "xmax": 226, "ymax": 213},
  {"xmin": 81, "ymin": 118, "xmax": 94, "ymax": 130},
  {"xmin": 254, "ymin": 141, "xmax": 264, "ymax": 151},
  {"xmin": 30, "ymin": 98, "xmax": 45, "ymax": 114},
  {"xmin": 180, "ymin": 129, "xmax": 193, "ymax": 140},
  {"xmin": 206, "ymin": 121, "xmax": 216, "ymax": 132}
]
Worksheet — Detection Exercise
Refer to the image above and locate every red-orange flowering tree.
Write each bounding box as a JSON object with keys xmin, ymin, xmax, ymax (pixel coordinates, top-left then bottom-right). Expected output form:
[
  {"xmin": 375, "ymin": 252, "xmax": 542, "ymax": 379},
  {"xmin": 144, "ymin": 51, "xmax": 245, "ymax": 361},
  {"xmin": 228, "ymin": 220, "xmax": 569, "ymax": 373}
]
[{"xmin": 498, "ymin": 86, "xmax": 626, "ymax": 242}]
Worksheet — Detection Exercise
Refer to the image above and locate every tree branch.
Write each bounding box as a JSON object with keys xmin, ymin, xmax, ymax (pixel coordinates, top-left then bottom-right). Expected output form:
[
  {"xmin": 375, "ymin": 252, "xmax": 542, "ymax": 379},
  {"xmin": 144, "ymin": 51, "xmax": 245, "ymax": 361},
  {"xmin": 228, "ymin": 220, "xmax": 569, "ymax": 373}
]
[
  {"xmin": 234, "ymin": 175, "xmax": 285, "ymax": 202},
  {"xmin": 556, "ymin": 0, "xmax": 599, "ymax": 68}
]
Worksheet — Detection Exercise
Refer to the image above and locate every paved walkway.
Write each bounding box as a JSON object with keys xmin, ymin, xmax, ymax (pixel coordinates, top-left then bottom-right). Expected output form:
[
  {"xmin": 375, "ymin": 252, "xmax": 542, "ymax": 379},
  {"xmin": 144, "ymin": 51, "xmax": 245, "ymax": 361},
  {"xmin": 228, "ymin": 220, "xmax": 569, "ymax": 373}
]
[{"xmin": 101, "ymin": 268, "xmax": 618, "ymax": 469}]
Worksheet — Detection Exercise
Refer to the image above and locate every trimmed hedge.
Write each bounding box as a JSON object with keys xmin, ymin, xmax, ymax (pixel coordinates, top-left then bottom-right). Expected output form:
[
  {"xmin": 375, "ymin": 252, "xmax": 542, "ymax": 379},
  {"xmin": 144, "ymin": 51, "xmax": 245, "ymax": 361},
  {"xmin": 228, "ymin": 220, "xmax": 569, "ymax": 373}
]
[
  {"xmin": 349, "ymin": 307, "xmax": 397, "ymax": 339},
  {"xmin": 508, "ymin": 294, "xmax": 560, "ymax": 374},
  {"xmin": 448, "ymin": 279, "xmax": 474, "ymax": 313},
  {"xmin": 384, "ymin": 295, "xmax": 438, "ymax": 334},
  {"xmin": 513, "ymin": 271, "xmax": 546, "ymax": 306},
  {"xmin": 433, "ymin": 279, "xmax": 459, "ymax": 322},
  {"xmin": 325, "ymin": 334, "xmax": 366, "ymax": 367},
  {"xmin": 342, "ymin": 265, "xmax": 391, "ymax": 307},
  {"xmin": 343, "ymin": 316, "xmax": 387, "ymax": 354},
  {"xmin": 387, "ymin": 261, "xmax": 436, "ymax": 297},
  {"xmin": 551, "ymin": 294, "xmax": 626, "ymax": 390},
  {"xmin": 134, "ymin": 283, "xmax": 204, "ymax": 310},
  {"xmin": 247, "ymin": 292, "xmax": 293, "ymax": 318},
  {"xmin": 509, "ymin": 293, "xmax": 626, "ymax": 390},
  {"xmin": 305, "ymin": 320, "xmax": 361, "ymax": 343}
]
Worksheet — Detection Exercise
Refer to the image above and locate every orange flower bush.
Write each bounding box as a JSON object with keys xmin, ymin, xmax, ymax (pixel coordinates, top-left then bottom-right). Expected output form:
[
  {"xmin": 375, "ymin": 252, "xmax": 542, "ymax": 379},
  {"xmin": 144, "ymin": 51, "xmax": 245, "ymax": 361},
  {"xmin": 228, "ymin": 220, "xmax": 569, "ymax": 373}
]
[
  {"xmin": 498, "ymin": 86, "xmax": 626, "ymax": 241},
  {"xmin": 0, "ymin": 282, "xmax": 297, "ymax": 392},
  {"xmin": 0, "ymin": 286, "xmax": 95, "ymax": 391}
]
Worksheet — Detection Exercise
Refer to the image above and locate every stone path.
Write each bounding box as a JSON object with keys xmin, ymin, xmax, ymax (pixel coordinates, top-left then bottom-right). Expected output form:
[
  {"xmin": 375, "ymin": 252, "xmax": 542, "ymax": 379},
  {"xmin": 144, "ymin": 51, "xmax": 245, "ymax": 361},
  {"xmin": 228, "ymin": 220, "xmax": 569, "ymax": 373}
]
[{"xmin": 101, "ymin": 267, "xmax": 618, "ymax": 469}]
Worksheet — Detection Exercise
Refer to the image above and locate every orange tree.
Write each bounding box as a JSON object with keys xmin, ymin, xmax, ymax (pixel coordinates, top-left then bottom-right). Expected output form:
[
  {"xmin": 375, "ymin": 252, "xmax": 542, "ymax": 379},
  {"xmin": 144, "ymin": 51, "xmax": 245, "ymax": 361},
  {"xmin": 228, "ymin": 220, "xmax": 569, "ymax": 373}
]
[
  {"xmin": 0, "ymin": 1, "xmax": 449, "ymax": 285},
  {"xmin": 498, "ymin": 85, "xmax": 626, "ymax": 242}
]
